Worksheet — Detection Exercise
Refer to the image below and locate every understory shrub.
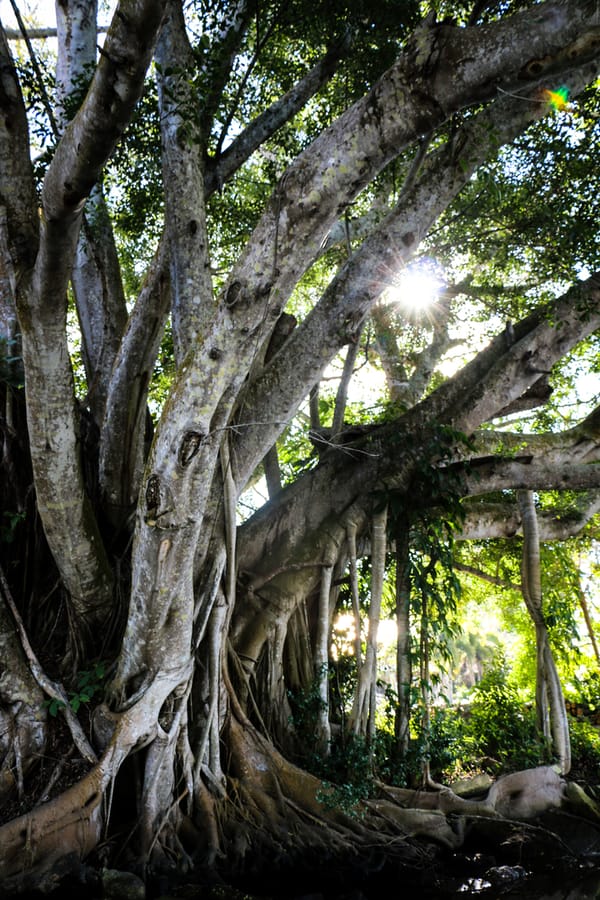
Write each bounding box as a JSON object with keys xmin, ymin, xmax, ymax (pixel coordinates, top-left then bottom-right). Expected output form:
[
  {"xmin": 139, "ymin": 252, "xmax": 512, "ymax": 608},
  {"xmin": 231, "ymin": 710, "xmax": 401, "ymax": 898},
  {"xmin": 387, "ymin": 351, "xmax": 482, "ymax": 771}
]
[
  {"xmin": 568, "ymin": 717, "xmax": 600, "ymax": 784},
  {"xmin": 465, "ymin": 658, "xmax": 546, "ymax": 771},
  {"xmin": 288, "ymin": 658, "xmax": 600, "ymax": 815}
]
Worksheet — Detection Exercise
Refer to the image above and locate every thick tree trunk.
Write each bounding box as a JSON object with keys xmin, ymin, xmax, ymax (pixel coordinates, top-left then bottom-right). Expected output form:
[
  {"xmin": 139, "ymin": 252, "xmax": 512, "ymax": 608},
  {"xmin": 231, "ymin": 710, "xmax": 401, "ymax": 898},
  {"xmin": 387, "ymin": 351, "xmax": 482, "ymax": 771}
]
[
  {"xmin": 98, "ymin": 238, "xmax": 170, "ymax": 531},
  {"xmin": 57, "ymin": 0, "xmax": 128, "ymax": 426},
  {"xmin": 156, "ymin": 0, "xmax": 213, "ymax": 364}
]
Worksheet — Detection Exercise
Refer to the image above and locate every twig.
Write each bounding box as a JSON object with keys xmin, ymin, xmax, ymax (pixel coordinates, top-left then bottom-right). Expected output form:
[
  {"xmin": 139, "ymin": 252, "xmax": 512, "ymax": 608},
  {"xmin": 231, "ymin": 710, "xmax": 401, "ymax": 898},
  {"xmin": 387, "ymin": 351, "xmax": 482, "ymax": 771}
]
[
  {"xmin": 5, "ymin": 26, "xmax": 109, "ymax": 39},
  {"xmin": 7, "ymin": 0, "xmax": 59, "ymax": 135},
  {"xmin": 39, "ymin": 750, "xmax": 71, "ymax": 802}
]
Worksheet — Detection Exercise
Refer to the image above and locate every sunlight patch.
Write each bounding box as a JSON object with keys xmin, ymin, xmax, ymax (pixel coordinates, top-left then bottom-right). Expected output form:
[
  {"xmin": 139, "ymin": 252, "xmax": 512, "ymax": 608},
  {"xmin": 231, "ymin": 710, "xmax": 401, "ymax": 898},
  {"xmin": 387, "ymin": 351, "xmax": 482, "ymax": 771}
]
[{"xmin": 384, "ymin": 259, "xmax": 443, "ymax": 312}]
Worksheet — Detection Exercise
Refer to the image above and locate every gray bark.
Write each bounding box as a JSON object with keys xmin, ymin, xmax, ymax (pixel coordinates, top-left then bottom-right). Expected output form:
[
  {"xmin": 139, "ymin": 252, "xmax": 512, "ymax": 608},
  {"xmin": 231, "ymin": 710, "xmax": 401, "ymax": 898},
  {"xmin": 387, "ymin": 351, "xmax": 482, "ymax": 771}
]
[
  {"xmin": 395, "ymin": 526, "xmax": 412, "ymax": 754},
  {"xmin": 55, "ymin": 0, "xmax": 128, "ymax": 423},
  {"xmin": 71, "ymin": 189, "xmax": 128, "ymax": 423},
  {"xmin": 0, "ymin": 570, "xmax": 47, "ymax": 803},
  {"xmin": 315, "ymin": 564, "xmax": 333, "ymax": 753},
  {"xmin": 156, "ymin": 0, "xmax": 214, "ymax": 364},
  {"xmin": 349, "ymin": 506, "xmax": 387, "ymax": 739},
  {"xmin": 55, "ymin": 0, "xmax": 97, "ymax": 131},
  {"xmin": 347, "ymin": 520, "xmax": 363, "ymax": 667},
  {"xmin": 0, "ymin": 0, "xmax": 168, "ymax": 632},
  {"xmin": 231, "ymin": 74, "xmax": 599, "ymax": 490},
  {"xmin": 518, "ymin": 489, "xmax": 571, "ymax": 774},
  {"xmin": 1, "ymin": 0, "xmax": 600, "ymax": 881},
  {"xmin": 204, "ymin": 30, "xmax": 352, "ymax": 195},
  {"xmin": 98, "ymin": 237, "xmax": 170, "ymax": 529},
  {"xmin": 234, "ymin": 274, "xmax": 600, "ymax": 675}
]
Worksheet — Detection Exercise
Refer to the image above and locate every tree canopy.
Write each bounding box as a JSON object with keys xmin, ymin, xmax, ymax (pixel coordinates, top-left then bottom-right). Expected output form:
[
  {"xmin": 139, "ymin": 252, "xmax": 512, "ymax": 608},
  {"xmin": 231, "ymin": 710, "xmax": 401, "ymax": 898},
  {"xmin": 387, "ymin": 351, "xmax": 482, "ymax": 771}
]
[{"xmin": 1, "ymin": 0, "xmax": 600, "ymax": 895}]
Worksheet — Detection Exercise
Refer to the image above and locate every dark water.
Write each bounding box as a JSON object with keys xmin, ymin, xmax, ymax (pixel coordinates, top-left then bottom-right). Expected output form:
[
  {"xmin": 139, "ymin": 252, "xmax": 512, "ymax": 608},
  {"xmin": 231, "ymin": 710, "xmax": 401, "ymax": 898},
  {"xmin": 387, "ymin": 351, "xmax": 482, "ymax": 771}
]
[
  {"xmin": 231, "ymin": 865, "xmax": 600, "ymax": 900},
  {"xmin": 454, "ymin": 871, "xmax": 600, "ymax": 899},
  {"xmin": 8, "ymin": 857, "xmax": 600, "ymax": 899},
  {"xmin": 154, "ymin": 866, "xmax": 600, "ymax": 900},
  {"xmin": 156, "ymin": 870, "xmax": 600, "ymax": 899}
]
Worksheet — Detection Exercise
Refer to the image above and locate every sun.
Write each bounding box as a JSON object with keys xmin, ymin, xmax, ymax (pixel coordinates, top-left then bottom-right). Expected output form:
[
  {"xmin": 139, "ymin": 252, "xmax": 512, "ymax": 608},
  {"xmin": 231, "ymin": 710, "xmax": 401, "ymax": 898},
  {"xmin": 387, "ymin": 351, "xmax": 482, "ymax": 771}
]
[{"xmin": 384, "ymin": 261, "xmax": 443, "ymax": 312}]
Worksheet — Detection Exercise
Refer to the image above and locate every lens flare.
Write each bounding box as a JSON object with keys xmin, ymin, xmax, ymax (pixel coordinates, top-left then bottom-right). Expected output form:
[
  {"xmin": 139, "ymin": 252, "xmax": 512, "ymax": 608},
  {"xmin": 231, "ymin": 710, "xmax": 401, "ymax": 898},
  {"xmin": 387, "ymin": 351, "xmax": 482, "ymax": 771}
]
[{"xmin": 543, "ymin": 86, "xmax": 570, "ymax": 112}]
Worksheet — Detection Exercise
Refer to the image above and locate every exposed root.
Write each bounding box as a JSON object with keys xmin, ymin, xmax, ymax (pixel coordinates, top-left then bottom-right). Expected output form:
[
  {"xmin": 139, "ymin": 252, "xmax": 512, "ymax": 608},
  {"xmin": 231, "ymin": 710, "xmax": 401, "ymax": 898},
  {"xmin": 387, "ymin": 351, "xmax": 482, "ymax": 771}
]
[
  {"xmin": 220, "ymin": 708, "xmax": 431, "ymax": 875},
  {"xmin": 38, "ymin": 747, "xmax": 72, "ymax": 803},
  {"xmin": 2, "ymin": 694, "xmax": 599, "ymax": 900},
  {"xmin": 0, "ymin": 762, "xmax": 104, "ymax": 887}
]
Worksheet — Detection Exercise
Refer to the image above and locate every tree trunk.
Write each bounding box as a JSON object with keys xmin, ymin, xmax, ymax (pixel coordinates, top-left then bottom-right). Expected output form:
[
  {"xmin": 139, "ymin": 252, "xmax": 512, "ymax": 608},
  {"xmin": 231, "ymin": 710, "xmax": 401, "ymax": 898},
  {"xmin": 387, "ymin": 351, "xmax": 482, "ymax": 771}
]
[
  {"xmin": 314, "ymin": 564, "xmax": 333, "ymax": 754},
  {"xmin": 349, "ymin": 505, "xmax": 387, "ymax": 741},
  {"xmin": 347, "ymin": 519, "xmax": 363, "ymax": 667},
  {"xmin": 395, "ymin": 524, "xmax": 412, "ymax": 754},
  {"xmin": 517, "ymin": 490, "xmax": 571, "ymax": 774}
]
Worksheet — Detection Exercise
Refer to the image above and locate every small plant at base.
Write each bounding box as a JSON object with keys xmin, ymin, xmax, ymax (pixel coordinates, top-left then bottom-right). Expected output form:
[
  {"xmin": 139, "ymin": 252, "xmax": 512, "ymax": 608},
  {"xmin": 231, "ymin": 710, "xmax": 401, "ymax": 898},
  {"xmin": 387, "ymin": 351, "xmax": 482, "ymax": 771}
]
[
  {"xmin": 44, "ymin": 662, "xmax": 107, "ymax": 717},
  {"xmin": 315, "ymin": 734, "xmax": 375, "ymax": 815},
  {"xmin": 1, "ymin": 510, "xmax": 26, "ymax": 544},
  {"xmin": 288, "ymin": 679, "xmax": 375, "ymax": 813},
  {"xmin": 316, "ymin": 779, "xmax": 366, "ymax": 818}
]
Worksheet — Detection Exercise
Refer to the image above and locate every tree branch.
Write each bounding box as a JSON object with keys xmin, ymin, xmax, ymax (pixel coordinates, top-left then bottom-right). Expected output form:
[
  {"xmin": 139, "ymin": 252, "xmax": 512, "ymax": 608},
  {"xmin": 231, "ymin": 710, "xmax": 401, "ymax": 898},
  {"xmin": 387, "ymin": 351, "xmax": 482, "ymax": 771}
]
[
  {"xmin": 204, "ymin": 29, "xmax": 353, "ymax": 194},
  {"xmin": 98, "ymin": 235, "xmax": 170, "ymax": 530},
  {"xmin": 197, "ymin": 0, "xmax": 254, "ymax": 136},
  {"xmin": 454, "ymin": 560, "xmax": 520, "ymax": 592},
  {"xmin": 8, "ymin": 0, "xmax": 168, "ymax": 627},
  {"xmin": 4, "ymin": 26, "xmax": 109, "ymax": 39},
  {"xmin": 236, "ymin": 271, "xmax": 600, "ymax": 612},
  {"xmin": 0, "ymin": 28, "xmax": 39, "ymax": 276},
  {"xmin": 7, "ymin": 0, "xmax": 58, "ymax": 133},
  {"xmin": 156, "ymin": 0, "xmax": 213, "ymax": 363},
  {"xmin": 231, "ymin": 78, "xmax": 577, "ymax": 488},
  {"xmin": 43, "ymin": 0, "xmax": 168, "ymax": 224}
]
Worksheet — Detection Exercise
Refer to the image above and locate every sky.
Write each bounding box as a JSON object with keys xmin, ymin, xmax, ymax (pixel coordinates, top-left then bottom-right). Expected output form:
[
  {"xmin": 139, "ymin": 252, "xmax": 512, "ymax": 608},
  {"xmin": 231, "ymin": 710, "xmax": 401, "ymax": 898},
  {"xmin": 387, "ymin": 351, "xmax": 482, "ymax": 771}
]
[
  {"xmin": 0, "ymin": 0, "xmax": 55, "ymax": 29},
  {"xmin": 0, "ymin": 0, "xmax": 115, "ymax": 31}
]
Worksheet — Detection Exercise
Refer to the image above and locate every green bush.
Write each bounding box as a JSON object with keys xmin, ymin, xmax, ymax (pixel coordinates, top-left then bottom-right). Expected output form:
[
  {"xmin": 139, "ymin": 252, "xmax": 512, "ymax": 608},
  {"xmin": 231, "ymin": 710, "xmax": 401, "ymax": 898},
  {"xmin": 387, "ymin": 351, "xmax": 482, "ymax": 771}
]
[
  {"xmin": 426, "ymin": 706, "xmax": 474, "ymax": 781},
  {"xmin": 316, "ymin": 734, "xmax": 375, "ymax": 814},
  {"xmin": 288, "ymin": 673, "xmax": 373, "ymax": 810},
  {"xmin": 465, "ymin": 659, "xmax": 546, "ymax": 771},
  {"xmin": 372, "ymin": 697, "xmax": 472, "ymax": 787},
  {"xmin": 569, "ymin": 670, "xmax": 600, "ymax": 713},
  {"xmin": 568, "ymin": 717, "xmax": 600, "ymax": 784},
  {"xmin": 288, "ymin": 657, "xmax": 600, "ymax": 813}
]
